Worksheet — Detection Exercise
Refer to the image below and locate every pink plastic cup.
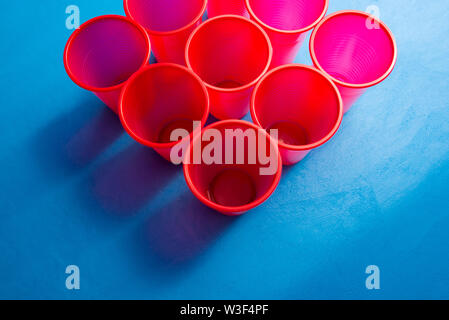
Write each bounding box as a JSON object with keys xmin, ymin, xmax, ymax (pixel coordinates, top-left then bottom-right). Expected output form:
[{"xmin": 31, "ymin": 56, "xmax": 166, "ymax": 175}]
[
  {"xmin": 251, "ymin": 64, "xmax": 343, "ymax": 165},
  {"xmin": 186, "ymin": 15, "xmax": 272, "ymax": 120},
  {"xmin": 64, "ymin": 15, "xmax": 151, "ymax": 114},
  {"xmin": 310, "ymin": 10, "xmax": 398, "ymax": 113},
  {"xmin": 119, "ymin": 63, "xmax": 209, "ymax": 162},
  {"xmin": 245, "ymin": 0, "xmax": 328, "ymax": 68},
  {"xmin": 124, "ymin": 0, "xmax": 207, "ymax": 65},
  {"xmin": 183, "ymin": 120, "xmax": 282, "ymax": 215},
  {"xmin": 208, "ymin": 0, "xmax": 249, "ymax": 19}
]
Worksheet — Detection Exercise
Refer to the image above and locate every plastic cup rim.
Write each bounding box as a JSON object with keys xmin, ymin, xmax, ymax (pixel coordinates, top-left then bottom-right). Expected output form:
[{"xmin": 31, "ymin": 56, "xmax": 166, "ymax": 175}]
[
  {"xmin": 250, "ymin": 64, "xmax": 343, "ymax": 152},
  {"xmin": 63, "ymin": 14, "xmax": 151, "ymax": 93},
  {"xmin": 185, "ymin": 14, "xmax": 273, "ymax": 93},
  {"xmin": 245, "ymin": 0, "xmax": 329, "ymax": 35},
  {"xmin": 123, "ymin": 0, "xmax": 208, "ymax": 36},
  {"xmin": 309, "ymin": 9, "xmax": 398, "ymax": 89},
  {"xmin": 119, "ymin": 63, "xmax": 210, "ymax": 150},
  {"xmin": 183, "ymin": 119, "xmax": 283, "ymax": 215}
]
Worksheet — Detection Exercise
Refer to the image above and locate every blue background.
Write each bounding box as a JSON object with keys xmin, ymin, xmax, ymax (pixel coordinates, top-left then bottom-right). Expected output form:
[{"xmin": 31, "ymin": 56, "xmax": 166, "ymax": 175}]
[{"xmin": 1, "ymin": 0, "xmax": 448, "ymax": 299}]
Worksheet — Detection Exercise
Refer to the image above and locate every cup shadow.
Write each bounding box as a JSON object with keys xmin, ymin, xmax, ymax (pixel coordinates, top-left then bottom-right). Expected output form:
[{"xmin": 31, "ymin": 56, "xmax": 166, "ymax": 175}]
[
  {"xmin": 32, "ymin": 96, "xmax": 123, "ymax": 180},
  {"xmin": 91, "ymin": 144, "xmax": 179, "ymax": 216},
  {"xmin": 133, "ymin": 191, "xmax": 236, "ymax": 275},
  {"xmin": 66, "ymin": 108, "xmax": 123, "ymax": 166},
  {"xmin": 205, "ymin": 113, "xmax": 220, "ymax": 127}
]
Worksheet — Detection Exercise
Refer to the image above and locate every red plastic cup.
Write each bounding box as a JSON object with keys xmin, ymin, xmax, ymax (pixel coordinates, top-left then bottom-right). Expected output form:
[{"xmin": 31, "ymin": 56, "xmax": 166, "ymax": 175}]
[
  {"xmin": 245, "ymin": 0, "xmax": 328, "ymax": 68},
  {"xmin": 124, "ymin": 0, "xmax": 207, "ymax": 65},
  {"xmin": 186, "ymin": 15, "xmax": 272, "ymax": 120},
  {"xmin": 208, "ymin": 0, "xmax": 249, "ymax": 19},
  {"xmin": 251, "ymin": 64, "xmax": 343, "ymax": 165},
  {"xmin": 64, "ymin": 15, "xmax": 151, "ymax": 114},
  {"xmin": 310, "ymin": 10, "xmax": 398, "ymax": 113},
  {"xmin": 183, "ymin": 120, "xmax": 282, "ymax": 215},
  {"xmin": 119, "ymin": 63, "xmax": 209, "ymax": 162}
]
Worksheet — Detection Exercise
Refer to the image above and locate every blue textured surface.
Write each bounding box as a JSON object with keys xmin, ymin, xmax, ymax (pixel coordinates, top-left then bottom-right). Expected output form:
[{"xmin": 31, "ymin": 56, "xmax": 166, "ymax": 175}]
[{"xmin": 1, "ymin": 0, "xmax": 448, "ymax": 299}]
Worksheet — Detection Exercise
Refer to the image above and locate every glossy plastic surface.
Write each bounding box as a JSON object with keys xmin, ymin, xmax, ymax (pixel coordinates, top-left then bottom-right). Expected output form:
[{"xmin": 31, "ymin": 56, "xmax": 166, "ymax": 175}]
[
  {"xmin": 310, "ymin": 10, "xmax": 397, "ymax": 113},
  {"xmin": 208, "ymin": 0, "xmax": 249, "ymax": 18},
  {"xmin": 183, "ymin": 120, "xmax": 282, "ymax": 215},
  {"xmin": 119, "ymin": 64, "xmax": 209, "ymax": 162},
  {"xmin": 251, "ymin": 64, "xmax": 343, "ymax": 165},
  {"xmin": 124, "ymin": 0, "xmax": 207, "ymax": 65},
  {"xmin": 186, "ymin": 15, "xmax": 272, "ymax": 120},
  {"xmin": 63, "ymin": 15, "xmax": 151, "ymax": 113},
  {"xmin": 246, "ymin": 0, "xmax": 328, "ymax": 67}
]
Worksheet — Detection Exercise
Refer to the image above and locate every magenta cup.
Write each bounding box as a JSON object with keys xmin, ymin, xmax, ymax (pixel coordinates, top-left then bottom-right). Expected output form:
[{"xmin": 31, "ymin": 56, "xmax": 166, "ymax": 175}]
[
  {"xmin": 183, "ymin": 120, "xmax": 282, "ymax": 215},
  {"xmin": 64, "ymin": 15, "xmax": 151, "ymax": 114},
  {"xmin": 186, "ymin": 15, "xmax": 272, "ymax": 120},
  {"xmin": 245, "ymin": 0, "xmax": 328, "ymax": 68},
  {"xmin": 208, "ymin": 0, "xmax": 249, "ymax": 19},
  {"xmin": 119, "ymin": 63, "xmax": 210, "ymax": 162},
  {"xmin": 251, "ymin": 64, "xmax": 343, "ymax": 165},
  {"xmin": 310, "ymin": 10, "xmax": 398, "ymax": 113},
  {"xmin": 124, "ymin": 0, "xmax": 207, "ymax": 65}
]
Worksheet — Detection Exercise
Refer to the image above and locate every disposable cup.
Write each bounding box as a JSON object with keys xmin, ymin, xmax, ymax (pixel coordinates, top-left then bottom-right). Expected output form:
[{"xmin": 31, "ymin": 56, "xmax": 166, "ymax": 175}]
[
  {"xmin": 186, "ymin": 15, "xmax": 272, "ymax": 120},
  {"xmin": 64, "ymin": 15, "xmax": 151, "ymax": 114},
  {"xmin": 124, "ymin": 0, "xmax": 207, "ymax": 65},
  {"xmin": 183, "ymin": 120, "xmax": 282, "ymax": 215},
  {"xmin": 251, "ymin": 64, "xmax": 343, "ymax": 165},
  {"xmin": 245, "ymin": 0, "xmax": 328, "ymax": 68},
  {"xmin": 310, "ymin": 10, "xmax": 398, "ymax": 113},
  {"xmin": 119, "ymin": 63, "xmax": 209, "ymax": 162}
]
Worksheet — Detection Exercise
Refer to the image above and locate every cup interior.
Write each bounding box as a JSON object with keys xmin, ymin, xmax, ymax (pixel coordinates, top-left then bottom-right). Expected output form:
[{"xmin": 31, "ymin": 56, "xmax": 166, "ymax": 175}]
[
  {"xmin": 247, "ymin": 0, "xmax": 327, "ymax": 31},
  {"xmin": 253, "ymin": 66, "xmax": 340, "ymax": 148},
  {"xmin": 66, "ymin": 17, "xmax": 149, "ymax": 89},
  {"xmin": 121, "ymin": 65, "xmax": 208, "ymax": 146},
  {"xmin": 187, "ymin": 17, "xmax": 271, "ymax": 89},
  {"xmin": 312, "ymin": 12, "xmax": 396, "ymax": 85},
  {"xmin": 185, "ymin": 122, "xmax": 280, "ymax": 209},
  {"xmin": 126, "ymin": 0, "xmax": 205, "ymax": 32}
]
